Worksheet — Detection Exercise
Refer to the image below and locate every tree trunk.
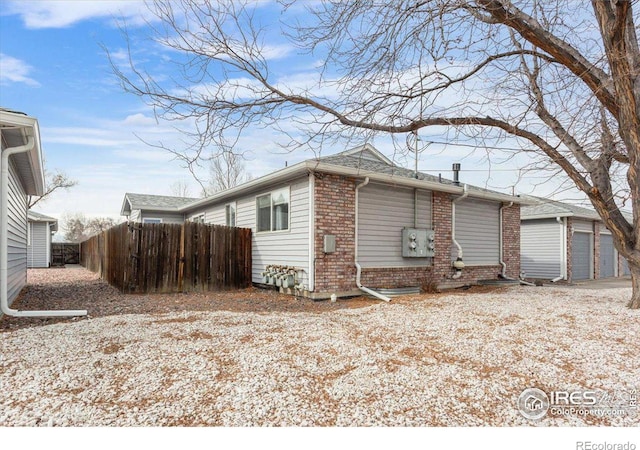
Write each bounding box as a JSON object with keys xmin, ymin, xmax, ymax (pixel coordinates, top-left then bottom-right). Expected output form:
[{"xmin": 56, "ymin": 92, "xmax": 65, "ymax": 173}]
[{"xmin": 628, "ymin": 263, "xmax": 640, "ymax": 309}]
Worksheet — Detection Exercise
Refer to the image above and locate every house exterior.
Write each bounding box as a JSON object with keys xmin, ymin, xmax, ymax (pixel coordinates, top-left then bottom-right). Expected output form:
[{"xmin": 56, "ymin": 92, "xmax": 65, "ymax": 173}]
[
  {"xmin": 27, "ymin": 210, "xmax": 57, "ymax": 268},
  {"xmin": 121, "ymin": 193, "xmax": 199, "ymax": 224},
  {"xmin": 1, "ymin": 109, "xmax": 45, "ymax": 307},
  {"xmin": 122, "ymin": 144, "xmax": 529, "ymax": 298},
  {"xmin": 521, "ymin": 197, "xmax": 631, "ymax": 281}
]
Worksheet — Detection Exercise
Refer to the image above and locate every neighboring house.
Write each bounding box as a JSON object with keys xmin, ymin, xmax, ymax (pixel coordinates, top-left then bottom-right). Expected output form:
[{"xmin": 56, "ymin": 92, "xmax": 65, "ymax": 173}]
[
  {"xmin": 121, "ymin": 144, "xmax": 530, "ymax": 298},
  {"xmin": 121, "ymin": 193, "xmax": 199, "ymax": 224},
  {"xmin": 27, "ymin": 210, "xmax": 57, "ymax": 268},
  {"xmin": 0, "ymin": 109, "xmax": 45, "ymax": 307},
  {"xmin": 521, "ymin": 197, "xmax": 631, "ymax": 281}
]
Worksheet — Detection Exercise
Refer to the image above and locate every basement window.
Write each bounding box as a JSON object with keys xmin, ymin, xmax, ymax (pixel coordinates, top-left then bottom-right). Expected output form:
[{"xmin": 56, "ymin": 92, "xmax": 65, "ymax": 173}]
[{"xmin": 256, "ymin": 187, "xmax": 289, "ymax": 232}]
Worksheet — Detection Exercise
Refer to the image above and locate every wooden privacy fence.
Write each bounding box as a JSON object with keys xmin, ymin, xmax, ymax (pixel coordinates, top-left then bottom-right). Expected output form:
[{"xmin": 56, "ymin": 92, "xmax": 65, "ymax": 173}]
[{"xmin": 80, "ymin": 222, "xmax": 252, "ymax": 293}]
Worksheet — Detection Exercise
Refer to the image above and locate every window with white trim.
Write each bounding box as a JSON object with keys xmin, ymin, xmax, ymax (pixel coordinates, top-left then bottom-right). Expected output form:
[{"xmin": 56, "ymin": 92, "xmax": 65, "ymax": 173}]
[
  {"xmin": 225, "ymin": 203, "xmax": 236, "ymax": 227},
  {"xmin": 191, "ymin": 214, "xmax": 205, "ymax": 224},
  {"xmin": 142, "ymin": 218, "xmax": 162, "ymax": 224},
  {"xmin": 256, "ymin": 187, "xmax": 289, "ymax": 232}
]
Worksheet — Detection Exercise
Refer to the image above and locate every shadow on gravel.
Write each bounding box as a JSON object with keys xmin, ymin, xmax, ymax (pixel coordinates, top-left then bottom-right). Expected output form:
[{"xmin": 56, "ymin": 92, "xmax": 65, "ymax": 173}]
[{"xmin": 0, "ymin": 267, "xmax": 379, "ymax": 332}]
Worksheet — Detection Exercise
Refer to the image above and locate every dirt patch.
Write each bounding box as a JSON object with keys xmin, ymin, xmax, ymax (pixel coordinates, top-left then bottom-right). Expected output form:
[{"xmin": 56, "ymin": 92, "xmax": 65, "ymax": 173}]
[{"xmin": 0, "ymin": 268, "xmax": 381, "ymax": 331}]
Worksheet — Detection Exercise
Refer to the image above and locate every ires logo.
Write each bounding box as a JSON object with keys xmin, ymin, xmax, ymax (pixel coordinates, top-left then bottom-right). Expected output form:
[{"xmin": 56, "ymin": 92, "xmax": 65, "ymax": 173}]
[
  {"xmin": 549, "ymin": 390, "xmax": 598, "ymax": 406},
  {"xmin": 518, "ymin": 388, "xmax": 599, "ymax": 420}
]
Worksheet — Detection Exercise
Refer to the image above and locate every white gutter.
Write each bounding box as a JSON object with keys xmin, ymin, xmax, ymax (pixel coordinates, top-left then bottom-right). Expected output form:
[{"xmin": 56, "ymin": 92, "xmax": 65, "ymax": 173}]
[
  {"xmin": 178, "ymin": 161, "xmax": 533, "ymax": 215},
  {"xmin": 551, "ymin": 217, "xmax": 567, "ymax": 282},
  {"xmin": 451, "ymin": 185, "xmax": 468, "ymax": 259},
  {"xmin": 451, "ymin": 184, "xmax": 469, "ymax": 279},
  {"xmin": 1, "ymin": 135, "xmax": 87, "ymax": 318},
  {"xmin": 499, "ymin": 202, "xmax": 514, "ymax": 278},
  {"xmin": 354, "ymin": 177, "xmax": 390, "ymax": 302}
]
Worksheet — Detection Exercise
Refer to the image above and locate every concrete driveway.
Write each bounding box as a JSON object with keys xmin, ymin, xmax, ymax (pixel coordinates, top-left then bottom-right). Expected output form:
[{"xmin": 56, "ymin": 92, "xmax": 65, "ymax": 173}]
[{"xmin": 565, "ymin": 277, "xmax": 632, "ymax": 290}]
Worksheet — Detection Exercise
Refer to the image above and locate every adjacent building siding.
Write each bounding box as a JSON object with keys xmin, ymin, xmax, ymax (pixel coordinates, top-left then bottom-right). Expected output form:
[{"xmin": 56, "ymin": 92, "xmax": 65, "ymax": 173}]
[
  {"xmin": 190, "ymin": 176, "xmax": 310, "ymax": 287},
  {"xmin": 27, "ymin": 221, "xmax": 50, "ymax": 268},
  {"xmin": 358, "ymin": 183, "xmax": 432, "ymax": 268},
  {"xmin": 521, "ymin": 219, "xmax": 562, "ymax": 279},
  {"xmin": 5, "ymin": 160, "xmax": 28, "ymax": 306},
  {"xmin": 453, "ymin": 199, "xmax": 500, "ymax": 266},
  {"xmin": 139, "ymin": 211, "xmax": 185, "ymax": 224},
  {"xmin": 129, "ymin": 209, "xmax": 141, "ymax": 222}
]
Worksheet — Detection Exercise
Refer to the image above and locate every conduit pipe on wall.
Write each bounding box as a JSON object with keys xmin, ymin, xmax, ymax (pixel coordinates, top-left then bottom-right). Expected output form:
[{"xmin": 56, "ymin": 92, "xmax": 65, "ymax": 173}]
[
  {"xmin": 551, "ymin": 217, "xmax": 567, "ymax": 282},
  {"xmin": 1, "ymin": 134, "xmax": 87, "ymax": 318},
  {"xmin": 451, "ymin": 184, "xmax": 468, "ymax": 279},
  {"xmin": 354, "ymin": 177, "xmax": 390, "ymax": 302}
]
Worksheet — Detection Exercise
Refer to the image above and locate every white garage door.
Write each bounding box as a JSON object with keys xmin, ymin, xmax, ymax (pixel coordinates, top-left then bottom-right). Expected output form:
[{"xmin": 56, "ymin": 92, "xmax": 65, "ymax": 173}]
[{"xmin": 572, "ymin": 232, "xmax": 592, "ymax": 280}]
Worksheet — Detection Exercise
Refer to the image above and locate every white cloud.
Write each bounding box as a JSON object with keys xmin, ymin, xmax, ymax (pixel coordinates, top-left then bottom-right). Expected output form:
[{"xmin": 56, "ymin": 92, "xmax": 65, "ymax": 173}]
[
  {"xmin": 122, "ymin": 113, "xmax": 157, "ymax": 127},
  {"xmin": 5, "ymin": 1, "xmax": 155, "ymax": 29},
  {"xmin": 0, "ymin": 54, "xmax": 40, "ymax": 86}
]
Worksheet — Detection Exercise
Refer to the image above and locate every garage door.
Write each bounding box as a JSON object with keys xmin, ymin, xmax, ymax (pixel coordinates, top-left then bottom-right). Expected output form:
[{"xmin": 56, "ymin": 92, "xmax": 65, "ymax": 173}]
[
  {"xmin": 599, "ymin": 234, "xmax": 615, "ymax": 278},
  {"xmin": 572, "ymin": 232, "xmax": 592, "ymax": 280}
]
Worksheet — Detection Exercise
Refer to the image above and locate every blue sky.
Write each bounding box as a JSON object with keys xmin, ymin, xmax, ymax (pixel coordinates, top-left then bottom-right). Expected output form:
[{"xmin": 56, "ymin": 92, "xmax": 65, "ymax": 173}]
[{"xmin": 0, "ymin": 1, "xmax": 584, "ymax": 238}]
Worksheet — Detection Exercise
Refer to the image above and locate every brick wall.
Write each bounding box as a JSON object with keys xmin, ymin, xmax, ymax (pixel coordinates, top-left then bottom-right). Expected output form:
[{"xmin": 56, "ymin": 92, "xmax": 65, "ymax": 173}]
[
  {"xmin": 432, "ymin": 191, "xmax": 454, "ymax": 281},
  {"xmin": 566, "ymin": 217, "xmax": 574, "ymax": 282},
  {"xmin": 312, "ymin": 174, "xmax": 523, "ymax": 295},
  {"xmin": 313, "ymin": 173, "xmax": 358, "ymax": 292},
  {"xmin": 501, "ymin": 203, "xmax": 521, "ymax": 279}
]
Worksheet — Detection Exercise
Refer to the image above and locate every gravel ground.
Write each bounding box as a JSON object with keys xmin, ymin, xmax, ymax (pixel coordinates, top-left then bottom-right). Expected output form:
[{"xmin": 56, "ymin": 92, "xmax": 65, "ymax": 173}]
[{"xmin": 0, "ymin": 267, "xmax": 638, "ymax": 426}]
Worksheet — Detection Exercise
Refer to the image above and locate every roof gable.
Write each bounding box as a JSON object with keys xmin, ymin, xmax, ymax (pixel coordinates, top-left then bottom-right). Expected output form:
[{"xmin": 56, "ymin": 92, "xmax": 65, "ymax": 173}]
[{"xmin": 121, "ymin": 193, "xmax": 200, "ymax": 216}]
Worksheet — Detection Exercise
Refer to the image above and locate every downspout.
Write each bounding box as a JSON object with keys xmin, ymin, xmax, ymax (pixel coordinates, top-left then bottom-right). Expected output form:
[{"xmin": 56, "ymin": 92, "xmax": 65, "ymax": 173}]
[
  {"xmin": 551, "ymin": 217, "xmax": 567, "ymax": 282},
  {"xmin": 1, "ymin": 136, "xmax": 87, "ymax": 317},
  {"xmin": 355, "ymin": 177, "xmax": 390, "ymax": 302},
  {"xmin": 451, "ymin": 184, "xmax": 468, "ymax": 279}
]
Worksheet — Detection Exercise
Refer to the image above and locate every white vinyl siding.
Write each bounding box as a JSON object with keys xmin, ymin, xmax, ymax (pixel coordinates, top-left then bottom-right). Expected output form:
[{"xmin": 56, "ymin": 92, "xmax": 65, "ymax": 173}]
[
  {"xmin": 358, "ymin": 183, "xmax": 432, "ymax": 268},
  {"xmin": 187, "ymin": 176, "xmax": 310, "ymax": 288},
  {"xmin": 140, "ymin": 211, "xmax": 184, "ymax": 224},
  {"xmin": 129, "ymin": 209, "xmax": 141, "ymax": 222},
  {"xmin": 225, "ymin": 203, "xmax": 236, "ymax": 227},
  {"xmin": 27, "ymin": 221, "xmax": 51, "ymax": 268},
  {"xmin": 521, "ymin": 219, "xmax": 562, "ymax": 279},
  {"xmin": 453, "ymin": 199, "xmax": 500, "ymax": 266},
  {"xmin": 4, "ymin": 160, "xmax": 28, "ymax": 306}
]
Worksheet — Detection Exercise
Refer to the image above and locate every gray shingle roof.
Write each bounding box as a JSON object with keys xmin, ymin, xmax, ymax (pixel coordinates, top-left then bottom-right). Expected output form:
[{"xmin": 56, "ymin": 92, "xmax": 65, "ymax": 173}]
[
  {"xmin": 316, "ymin": 146, "xmax": 513, "ymax": 198},
  {"xmin": 521, "ymin": 196, "xmax": 631, "ymax": 221},
  {"xmin": 124, "ymin": 193, "xmax": 199, "ymax": 210}
]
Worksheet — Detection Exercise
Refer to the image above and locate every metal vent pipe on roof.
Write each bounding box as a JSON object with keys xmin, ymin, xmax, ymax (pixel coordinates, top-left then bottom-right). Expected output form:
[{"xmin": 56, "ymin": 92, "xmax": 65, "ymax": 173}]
[{"xmin": 452, "ymin": 163, "xmax": 461, "ymax": 186}]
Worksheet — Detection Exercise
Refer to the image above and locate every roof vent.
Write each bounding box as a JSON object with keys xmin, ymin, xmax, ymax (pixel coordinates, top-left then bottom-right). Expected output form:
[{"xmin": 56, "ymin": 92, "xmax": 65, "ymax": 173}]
[{"xmin": 452, "ymin": 163, "xmax": 461, "ymax": 185}]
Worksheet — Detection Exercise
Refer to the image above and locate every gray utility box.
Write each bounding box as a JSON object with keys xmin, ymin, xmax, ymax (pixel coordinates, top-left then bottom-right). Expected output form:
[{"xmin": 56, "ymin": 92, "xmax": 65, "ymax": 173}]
[{"xmin": 402, "ymin": 228, "xmax": 435, "ymax": 258}]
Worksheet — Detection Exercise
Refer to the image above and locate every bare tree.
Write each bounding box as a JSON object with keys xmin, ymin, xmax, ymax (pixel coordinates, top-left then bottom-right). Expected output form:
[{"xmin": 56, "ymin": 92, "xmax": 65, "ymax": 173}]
[
  {"xmin": 112, "ymin": 0, "xmax": 640, "ymax": 307},
  {"xmin": 28, "ymin": 169, "xmax": 77, "ymax": 209},
  {"xmin": 206, "ymin": 151, "xmax": 253, "ymax": 195},
  {"xmin": 169, "ymin": 180, "xmax": 193, "ymax": 198},
  {"xmin": 62, "ymin": 213, "xmax": 119, "ymax": 243}
]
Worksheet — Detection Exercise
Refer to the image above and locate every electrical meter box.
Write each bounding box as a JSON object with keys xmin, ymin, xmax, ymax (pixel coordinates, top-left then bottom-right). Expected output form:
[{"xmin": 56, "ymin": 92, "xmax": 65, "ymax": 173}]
[{"xmin": 402, "ymin": 228, "xmax": 435, "ymax": 258}]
